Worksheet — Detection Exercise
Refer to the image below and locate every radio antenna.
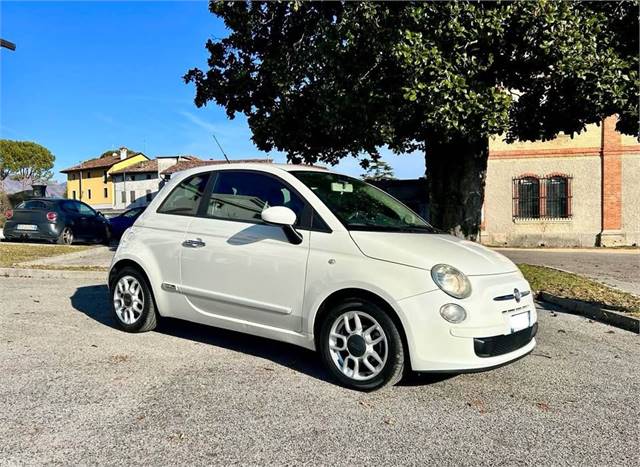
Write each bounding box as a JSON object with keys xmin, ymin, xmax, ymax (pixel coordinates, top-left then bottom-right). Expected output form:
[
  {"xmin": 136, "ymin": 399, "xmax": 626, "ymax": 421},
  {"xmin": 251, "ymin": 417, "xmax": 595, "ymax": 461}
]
[{"xmin": 212, "ymin": 134, "xmax": 231, "ymax": 164}]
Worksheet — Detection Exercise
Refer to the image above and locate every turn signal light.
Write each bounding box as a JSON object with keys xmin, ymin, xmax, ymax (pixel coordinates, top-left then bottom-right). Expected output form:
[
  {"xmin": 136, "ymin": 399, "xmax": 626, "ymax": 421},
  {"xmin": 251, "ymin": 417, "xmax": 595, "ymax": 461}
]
[
  {"xmin": 4, "ymin": 209, "xmax": 13, "ymax": 220},
  {"xmin": 46, "ymin": 211, "xmax": 58, "ymax": 222}
]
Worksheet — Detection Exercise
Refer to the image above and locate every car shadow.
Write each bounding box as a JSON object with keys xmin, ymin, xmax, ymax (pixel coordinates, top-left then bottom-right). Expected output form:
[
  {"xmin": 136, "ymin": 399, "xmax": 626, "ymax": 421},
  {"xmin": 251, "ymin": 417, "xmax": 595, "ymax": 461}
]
[
  {"xmin": 70, "ymin": 284, "xmax": 330, "ymax": 383},
  {"xmin": 70, "ymin": 284, "xmax": 457, "ymax": 388}
]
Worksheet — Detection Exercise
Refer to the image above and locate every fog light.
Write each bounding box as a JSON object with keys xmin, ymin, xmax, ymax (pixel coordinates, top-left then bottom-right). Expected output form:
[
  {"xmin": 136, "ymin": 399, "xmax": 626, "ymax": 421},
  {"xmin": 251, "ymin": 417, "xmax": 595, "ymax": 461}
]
[{"xmin": 440, "ymin": 303, "xmax": 467, "ymax": 323}]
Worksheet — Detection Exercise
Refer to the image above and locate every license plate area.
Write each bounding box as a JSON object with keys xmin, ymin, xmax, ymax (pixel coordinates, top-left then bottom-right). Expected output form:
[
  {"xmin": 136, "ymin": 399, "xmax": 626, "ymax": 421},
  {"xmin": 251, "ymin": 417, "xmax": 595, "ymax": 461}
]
[
  {"xmin": 509, "ymin": 311, "xmax": 531, "ymax": 333},
  {"xmin": 17, "ymin": 224, "xmax": 38, "ymax": 231}
]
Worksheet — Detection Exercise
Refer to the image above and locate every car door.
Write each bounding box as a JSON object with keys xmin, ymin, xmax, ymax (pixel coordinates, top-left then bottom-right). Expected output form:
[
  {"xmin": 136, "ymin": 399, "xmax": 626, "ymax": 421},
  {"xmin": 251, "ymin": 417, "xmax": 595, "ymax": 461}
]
[
  {"xmin": 179, "ymin": 170, "xmax": 311, "ymax": 333},
  {"xmin": 76, "ymin": 201, "xmax": 101, "ymax": 239},
  {"xmin": 60, "ymin": 201, "xmax": 89, "ymax": 239},
  {"xmin": 146, "ymin": 172, "xmax": 211, "ymax": 318}
]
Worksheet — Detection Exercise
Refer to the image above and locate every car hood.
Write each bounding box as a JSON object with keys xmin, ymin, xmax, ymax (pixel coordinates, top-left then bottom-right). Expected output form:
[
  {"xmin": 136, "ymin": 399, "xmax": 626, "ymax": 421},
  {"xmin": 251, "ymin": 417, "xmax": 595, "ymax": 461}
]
[{"xmin": 349, "ymin": 232, "xmax": 518, "ymax": 276}]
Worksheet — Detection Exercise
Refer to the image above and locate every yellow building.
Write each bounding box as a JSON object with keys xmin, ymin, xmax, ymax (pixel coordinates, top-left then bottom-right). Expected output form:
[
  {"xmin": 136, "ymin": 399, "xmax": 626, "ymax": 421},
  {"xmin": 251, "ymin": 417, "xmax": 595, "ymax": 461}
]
[{"xmin": 61, "ymin": 147, "xmax": 148, "ymax": 210}]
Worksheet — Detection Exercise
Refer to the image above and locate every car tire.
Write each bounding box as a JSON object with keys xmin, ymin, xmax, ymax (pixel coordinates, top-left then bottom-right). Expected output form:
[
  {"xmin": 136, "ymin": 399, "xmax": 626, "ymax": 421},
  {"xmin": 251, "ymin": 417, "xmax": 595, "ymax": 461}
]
[
  {"xmin": 101, "ymin": 225, "xmax": 112, "ymax": 245},
  {"xmin": 110, "ymin": 266, "xmax": 158, "ymax": 333},
  {"xmin": 319, "ymin": 298, "xmax": 405, "ymax": 391},
  {"xmin": 57, "ymin": 226, "xmax": 74, "ymax": 245}
]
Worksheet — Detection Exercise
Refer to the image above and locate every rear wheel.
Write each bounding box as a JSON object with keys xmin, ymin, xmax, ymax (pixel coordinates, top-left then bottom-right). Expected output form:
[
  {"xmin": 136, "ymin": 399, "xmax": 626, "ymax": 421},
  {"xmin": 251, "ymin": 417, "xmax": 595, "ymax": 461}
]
[
  {"xmin": 319, "ymin": 298, "xmax": 405, "ymax": 391},
  {"xmin": 111, "ymin": 266, "xmax": 157, "ymax": 332},
  {"xmin": 57, "ymin": 227, "xmax": 73, "ymax": 245}
]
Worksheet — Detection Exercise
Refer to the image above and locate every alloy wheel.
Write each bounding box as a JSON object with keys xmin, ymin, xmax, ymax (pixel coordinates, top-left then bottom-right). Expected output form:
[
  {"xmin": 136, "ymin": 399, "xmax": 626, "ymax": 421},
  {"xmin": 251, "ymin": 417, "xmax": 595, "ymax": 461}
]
[
  {"xmin": 328, "ymin": 310, "xmax": 388, "ymax": 381},
  {"xmin": 113, "ymin": 275, "xmax": 145, "ymax": 325},
  {"xmin": 61, "ymin": 228, "xmax": 73, "ymax": 245}
]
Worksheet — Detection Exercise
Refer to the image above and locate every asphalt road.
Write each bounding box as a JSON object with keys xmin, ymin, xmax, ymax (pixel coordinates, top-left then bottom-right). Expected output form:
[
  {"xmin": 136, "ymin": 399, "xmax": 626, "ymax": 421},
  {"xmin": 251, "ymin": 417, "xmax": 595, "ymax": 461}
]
[
  {"xmin": 1, "ymin": 276, "xmax": 638, "ymax": 465},
  {"xmin": 498, "ymin": 248, "xmax": 640, "ymax": 296}
]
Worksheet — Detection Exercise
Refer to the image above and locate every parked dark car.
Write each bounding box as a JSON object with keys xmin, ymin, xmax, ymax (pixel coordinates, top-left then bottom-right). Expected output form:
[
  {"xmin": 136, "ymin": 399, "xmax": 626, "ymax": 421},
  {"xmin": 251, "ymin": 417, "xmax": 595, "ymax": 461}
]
[
  {"xmin": 3, "ymin": 198, "xmax": 111, "ymax": 245},
  {"xmin": 108, "ymin": 206, "xmax": 145, "ymax": 239}
]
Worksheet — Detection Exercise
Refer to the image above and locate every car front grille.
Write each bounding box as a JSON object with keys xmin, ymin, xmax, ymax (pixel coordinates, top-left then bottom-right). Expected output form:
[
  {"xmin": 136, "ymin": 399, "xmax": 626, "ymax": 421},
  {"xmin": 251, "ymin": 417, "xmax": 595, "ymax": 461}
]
[{"xmin": 473, "ymin": 323, "xmax": 538, "ymax": 358}]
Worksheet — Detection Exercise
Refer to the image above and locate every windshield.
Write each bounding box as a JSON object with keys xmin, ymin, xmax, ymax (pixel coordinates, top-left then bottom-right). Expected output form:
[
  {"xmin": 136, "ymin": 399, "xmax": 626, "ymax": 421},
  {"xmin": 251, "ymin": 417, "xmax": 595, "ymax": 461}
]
[{"xmin": 292, "ymin": 171, "xmax": 435, "ymax": 232}]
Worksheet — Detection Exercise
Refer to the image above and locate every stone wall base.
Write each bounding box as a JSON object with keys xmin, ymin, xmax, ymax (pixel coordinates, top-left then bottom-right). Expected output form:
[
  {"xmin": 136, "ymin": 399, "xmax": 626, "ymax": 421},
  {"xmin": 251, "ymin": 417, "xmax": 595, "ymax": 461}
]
[
  {"xmin": 596, "ymin": 230, "xmax": 628, "ymax": 247},
  {"xmin": 480, "ymin": 231, "xmax": 639, "ymax": 248}
]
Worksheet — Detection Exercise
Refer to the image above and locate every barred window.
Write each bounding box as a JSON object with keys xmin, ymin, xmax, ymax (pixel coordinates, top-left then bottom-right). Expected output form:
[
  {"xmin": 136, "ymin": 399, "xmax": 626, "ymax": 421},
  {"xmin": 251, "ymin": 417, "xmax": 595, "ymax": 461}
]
[
  {"xmin": 513, "ymin": 176, "xmax": 572, "ymax": 220},
  {"xmin": 513, "ymin": 177, "xmax": 540, "ymax": 219},
  {"xmin": 546, "ymin": 176, "xmax": 570, "ymax": 218}
]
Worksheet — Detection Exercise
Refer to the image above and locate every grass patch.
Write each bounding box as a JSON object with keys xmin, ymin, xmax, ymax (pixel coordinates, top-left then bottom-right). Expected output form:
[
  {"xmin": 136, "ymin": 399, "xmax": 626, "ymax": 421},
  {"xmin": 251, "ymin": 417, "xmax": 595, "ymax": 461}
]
[
  {"xmin": 0, "ymin": 243, "xmax": 90, "ymax": 267},
  {"xmin": 519, "ymin": 263, "xmax": 640, "ymax": 315}
]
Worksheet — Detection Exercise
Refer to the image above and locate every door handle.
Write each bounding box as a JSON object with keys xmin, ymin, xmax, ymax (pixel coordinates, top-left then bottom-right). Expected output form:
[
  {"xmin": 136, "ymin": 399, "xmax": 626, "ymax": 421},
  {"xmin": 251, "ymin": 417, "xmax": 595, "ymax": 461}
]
[{"xmin": 182, "ymin": 238, "xmax": 206, "ymax": 248}]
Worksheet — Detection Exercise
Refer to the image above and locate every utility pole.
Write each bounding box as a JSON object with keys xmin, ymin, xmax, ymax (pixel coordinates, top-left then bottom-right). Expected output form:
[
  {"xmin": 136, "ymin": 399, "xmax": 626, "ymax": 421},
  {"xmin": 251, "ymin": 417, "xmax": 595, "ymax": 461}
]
[{"xmin": 0, "ymin": 39, "xmax": 16, "ymax": 51}]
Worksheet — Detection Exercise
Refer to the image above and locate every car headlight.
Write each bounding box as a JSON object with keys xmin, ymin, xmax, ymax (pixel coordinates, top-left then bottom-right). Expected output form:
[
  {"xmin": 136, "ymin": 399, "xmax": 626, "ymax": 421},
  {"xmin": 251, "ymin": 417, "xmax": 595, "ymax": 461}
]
[{"xmin": 430, "ymin": 264, "xmax": 472, "ymax": 299}]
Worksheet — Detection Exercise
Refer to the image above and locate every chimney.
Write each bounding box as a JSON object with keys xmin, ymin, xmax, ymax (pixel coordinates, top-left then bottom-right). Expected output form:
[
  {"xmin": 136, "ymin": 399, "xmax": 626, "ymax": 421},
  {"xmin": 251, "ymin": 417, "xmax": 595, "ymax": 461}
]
[{"xmin": 120, "ymin": 147, "xmax": 128, "ymax": 160}]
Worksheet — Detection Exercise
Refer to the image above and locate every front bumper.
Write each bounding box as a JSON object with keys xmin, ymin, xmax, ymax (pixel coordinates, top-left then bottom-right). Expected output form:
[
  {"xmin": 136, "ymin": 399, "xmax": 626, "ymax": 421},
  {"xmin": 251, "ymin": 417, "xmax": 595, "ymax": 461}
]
[{"xmin": 397, "ymin": 270, "xmax": 538, "ymax": 372}]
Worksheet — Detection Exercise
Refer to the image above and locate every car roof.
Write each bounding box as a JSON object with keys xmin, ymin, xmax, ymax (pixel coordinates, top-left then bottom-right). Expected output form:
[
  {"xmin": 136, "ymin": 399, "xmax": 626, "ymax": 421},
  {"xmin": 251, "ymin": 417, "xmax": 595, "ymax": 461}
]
[
  {"xmin": 173, "ymin": 162, "xmax": 333, "ymax": 180},
  {"xmin": 17, "ymin": 198, "xmax": 57, "ymax": 203}
]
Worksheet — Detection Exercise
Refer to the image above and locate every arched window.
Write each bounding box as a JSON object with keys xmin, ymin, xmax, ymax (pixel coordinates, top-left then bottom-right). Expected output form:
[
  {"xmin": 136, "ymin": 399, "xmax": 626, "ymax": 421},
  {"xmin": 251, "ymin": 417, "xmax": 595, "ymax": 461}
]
[
  {"xmin": 513, "ymin": 177, "xmax": 540, "ymax": 219},
  {"xmin": 545, "ymin": 176, "xmax": 571, "ymax": 218}
]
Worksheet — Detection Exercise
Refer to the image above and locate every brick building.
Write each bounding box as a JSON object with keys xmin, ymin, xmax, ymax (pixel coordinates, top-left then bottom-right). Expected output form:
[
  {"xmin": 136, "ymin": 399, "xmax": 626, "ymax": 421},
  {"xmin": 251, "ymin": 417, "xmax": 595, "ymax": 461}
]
[{"xmin": 481, "ymin": 116, "xmax": 640, "ymax": 247}]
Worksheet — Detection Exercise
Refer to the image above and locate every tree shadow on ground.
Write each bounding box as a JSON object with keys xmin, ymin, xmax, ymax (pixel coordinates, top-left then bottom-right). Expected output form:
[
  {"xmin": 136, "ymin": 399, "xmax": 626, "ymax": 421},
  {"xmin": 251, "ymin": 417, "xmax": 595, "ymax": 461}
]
[{"xmin": 70, "ymin": 284, "xmax": 457, "ymax": 388}]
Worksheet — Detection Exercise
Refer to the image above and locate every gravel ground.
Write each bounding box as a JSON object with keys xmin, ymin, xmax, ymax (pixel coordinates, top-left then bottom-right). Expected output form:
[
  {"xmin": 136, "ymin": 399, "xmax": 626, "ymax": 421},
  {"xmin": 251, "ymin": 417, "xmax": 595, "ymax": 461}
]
[
  {"xmin": 0, "ymin": 276, "xmax": 638, "ymax": 466},
  {"xmin": 498, "ymin": 248, "xmax": 640, "ymax": 296}
]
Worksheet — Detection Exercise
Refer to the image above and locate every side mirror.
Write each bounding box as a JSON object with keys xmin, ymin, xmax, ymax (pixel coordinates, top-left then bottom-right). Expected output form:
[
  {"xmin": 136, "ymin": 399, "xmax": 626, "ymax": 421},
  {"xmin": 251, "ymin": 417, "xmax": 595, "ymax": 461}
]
[
  {"xmin": 261, "ymin": 206, "xmax": 296, "ymax": 226},
  {"xmin": 261, "ymin": 206, "xmax": 302, "ymax": 245}
]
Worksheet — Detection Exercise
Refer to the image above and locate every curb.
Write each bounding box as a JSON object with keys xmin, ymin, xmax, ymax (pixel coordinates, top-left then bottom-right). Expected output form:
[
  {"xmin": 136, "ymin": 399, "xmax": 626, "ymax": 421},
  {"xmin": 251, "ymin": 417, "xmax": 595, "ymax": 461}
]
[
  {"xmin": 538, "ymin": 292, "xmax": 639, "ymax": 334},
  {"xmin": 0, "ymin": 267, "xmax": 107, "ymax": 281}
]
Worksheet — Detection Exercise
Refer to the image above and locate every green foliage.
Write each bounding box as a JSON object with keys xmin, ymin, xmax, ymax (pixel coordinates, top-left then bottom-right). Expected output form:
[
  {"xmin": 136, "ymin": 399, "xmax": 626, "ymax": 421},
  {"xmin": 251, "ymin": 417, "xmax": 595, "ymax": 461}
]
[
  {"xmin": 185, "ymin": 1, "xmax": 638, "ymax": 167},
  {"xmin": 0, "ymin": 189, "xmax": 10, "ymax": 227},
  {"xmin": 0, "ymin": 140, "xmax": 55, "ymax": 188},
  {"xmin": 361, "ymin": 160, "xmax": 396, "ymax": 181}
]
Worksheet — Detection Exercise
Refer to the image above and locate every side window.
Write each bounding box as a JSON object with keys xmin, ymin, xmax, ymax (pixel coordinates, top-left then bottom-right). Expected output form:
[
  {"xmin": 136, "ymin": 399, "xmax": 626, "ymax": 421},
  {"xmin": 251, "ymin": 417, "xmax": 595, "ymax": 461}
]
[
  {"xmin": 77, "ymin": 202, "xmax": 96, "ymax": 216},
  {"xmin": 62, "ymin": 201, "xmax": 78, "ymax": 213},
  {"xmin": 204, "ymin": 171, "xmax": 305, "ymax": 225},
  {"xmin": 157, "ymin": 173, "xmax": 209, "ymax": 216}
]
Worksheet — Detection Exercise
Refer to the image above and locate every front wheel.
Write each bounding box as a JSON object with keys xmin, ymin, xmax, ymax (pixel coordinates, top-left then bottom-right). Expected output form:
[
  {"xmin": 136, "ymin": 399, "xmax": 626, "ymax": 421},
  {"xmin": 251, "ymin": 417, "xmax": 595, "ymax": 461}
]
[
  {"xmin": 111, "ymin": 266, "xmax": 157, "ymax": 332},
  {"xmin": 319, "ymin": 299, "xmax": 405, "ymax": 391}
]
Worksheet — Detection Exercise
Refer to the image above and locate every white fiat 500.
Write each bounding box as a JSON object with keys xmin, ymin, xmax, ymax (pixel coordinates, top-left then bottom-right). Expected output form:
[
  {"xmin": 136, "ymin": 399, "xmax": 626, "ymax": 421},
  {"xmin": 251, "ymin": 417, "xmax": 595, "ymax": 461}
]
[{"xmin": 109, "ymin": 163, "xmax": 537, "ymax": 390}]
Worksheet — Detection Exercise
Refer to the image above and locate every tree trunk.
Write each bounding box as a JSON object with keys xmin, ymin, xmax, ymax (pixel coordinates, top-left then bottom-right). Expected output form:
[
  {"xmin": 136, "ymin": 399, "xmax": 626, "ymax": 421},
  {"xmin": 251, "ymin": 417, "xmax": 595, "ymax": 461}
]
[{"xmin": 425, "ymin": 135, "xmax": 489, "ymax": 240}]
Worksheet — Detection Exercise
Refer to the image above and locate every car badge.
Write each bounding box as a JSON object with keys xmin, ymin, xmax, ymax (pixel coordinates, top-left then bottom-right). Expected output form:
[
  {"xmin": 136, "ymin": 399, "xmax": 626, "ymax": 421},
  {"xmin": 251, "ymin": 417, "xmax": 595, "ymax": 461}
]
[{"xmin": 514, "ymin": 288, "xmax": 522, "ymax": 303}]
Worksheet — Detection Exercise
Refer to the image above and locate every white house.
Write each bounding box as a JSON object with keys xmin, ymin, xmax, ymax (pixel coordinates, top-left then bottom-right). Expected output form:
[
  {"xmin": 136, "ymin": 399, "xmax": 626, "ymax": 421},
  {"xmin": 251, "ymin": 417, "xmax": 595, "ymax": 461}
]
[
  {"xmin": 110, "ymin": 156, "xmax": 274, "ymax": 211},
  {"xmin": 109, "ymin": 156, "xmax": 195, "ymax": 210}
]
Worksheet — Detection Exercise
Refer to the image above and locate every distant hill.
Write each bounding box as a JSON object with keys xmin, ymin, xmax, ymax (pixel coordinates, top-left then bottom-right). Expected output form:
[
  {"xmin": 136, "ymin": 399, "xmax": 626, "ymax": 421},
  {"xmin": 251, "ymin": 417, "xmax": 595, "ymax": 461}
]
[{"xmin": 1, "ymin": 179, "xmax": 67, "ymax": 198}]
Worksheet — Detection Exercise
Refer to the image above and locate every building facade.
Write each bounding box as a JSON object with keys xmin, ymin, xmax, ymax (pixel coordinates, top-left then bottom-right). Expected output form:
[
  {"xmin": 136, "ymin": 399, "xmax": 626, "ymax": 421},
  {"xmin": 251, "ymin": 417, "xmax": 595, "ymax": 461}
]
[
  {"xmin": 110, "ymin": 157, "xmax": 272, "ymax": 211},
  {"xmin": 481, "ymin": 116, "xmax": 640, "ymax": 247},
  {"xmin": 109, "ymin": 156, "xmax": 195, "ymax": 210},
  {"xmin": 61, "ymin": 148, "xmax": 148, "ymax": 210}
]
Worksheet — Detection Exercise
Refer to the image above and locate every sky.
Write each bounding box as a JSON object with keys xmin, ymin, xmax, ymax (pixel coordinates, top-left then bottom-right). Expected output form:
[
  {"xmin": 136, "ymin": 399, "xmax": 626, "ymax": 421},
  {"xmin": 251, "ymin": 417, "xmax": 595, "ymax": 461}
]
[{"xmin": 0, "ymin": 1, "xmax": 425, "ymax": 182}]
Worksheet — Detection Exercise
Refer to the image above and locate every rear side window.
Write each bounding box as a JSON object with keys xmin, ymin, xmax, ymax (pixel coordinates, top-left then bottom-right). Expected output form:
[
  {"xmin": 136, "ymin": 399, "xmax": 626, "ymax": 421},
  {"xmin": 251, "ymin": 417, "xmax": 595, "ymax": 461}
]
[
  {"xmin": 61, "ymin": 201, "xmax": 79, "ymax": 213},
  {"xmin": 16, "ymin": 200, "xmax": 49, "ymax": 210},
  {"xmin": 157, "ymin": 173, "xmax": 209, "ymax": 216},
  {"xmin": 204, "ymin": 171, "xmax": 305, "ymax": 225}
]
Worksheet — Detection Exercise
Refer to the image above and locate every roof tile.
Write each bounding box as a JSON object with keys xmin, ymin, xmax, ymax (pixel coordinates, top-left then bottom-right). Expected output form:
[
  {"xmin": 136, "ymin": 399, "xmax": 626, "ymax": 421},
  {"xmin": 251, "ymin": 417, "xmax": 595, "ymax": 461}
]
[{"xmin": 61, "ymin": 152, "xmax": 146, "ymax": 173}]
